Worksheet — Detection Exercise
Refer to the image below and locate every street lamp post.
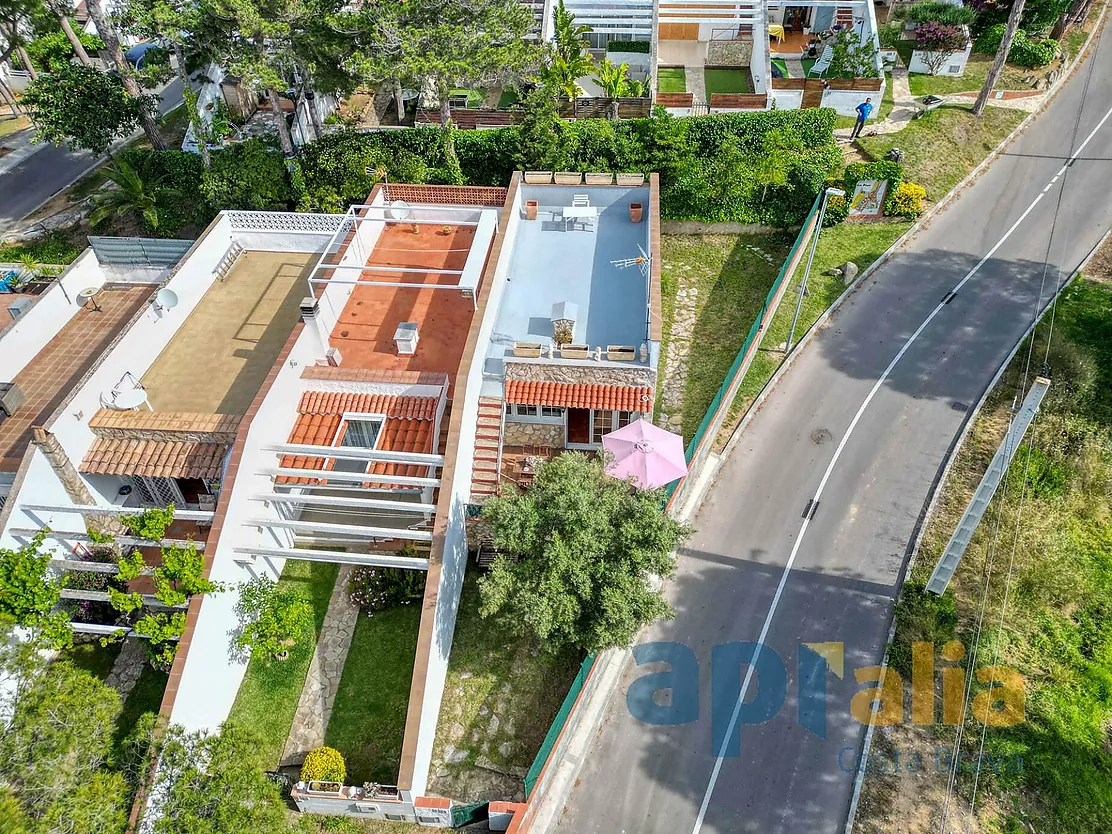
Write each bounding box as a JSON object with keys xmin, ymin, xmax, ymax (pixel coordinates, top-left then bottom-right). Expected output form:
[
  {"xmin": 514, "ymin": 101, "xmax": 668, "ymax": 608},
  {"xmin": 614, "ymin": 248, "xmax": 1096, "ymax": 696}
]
[{"xmin": 786, "ymin": 187, "xmax": 846, "ymax": 353}]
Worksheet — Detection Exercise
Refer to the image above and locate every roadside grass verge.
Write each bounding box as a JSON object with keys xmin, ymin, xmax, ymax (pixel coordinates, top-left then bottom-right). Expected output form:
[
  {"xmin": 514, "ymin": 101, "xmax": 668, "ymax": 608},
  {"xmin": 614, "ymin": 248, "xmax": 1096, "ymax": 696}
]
[
  {"xmin": 227, "ymin": 559, "xmax": 339, "ymax": 769},
  {"xmin": 0, "ymin": 228, "xmax": 85, "ymax": 264},
  {"xmin": 325, "ymin": 600, "xmax": 421, "ymax": 785},
  {"xmin": 429, "ymin": 574, "xmax": 580, "ymax": 801},
  {"xmin": 857, "ymin": 104, "xmax": 1024, "ymax": 201},
  {"xmin": 861, "ymin": 271, "xmax": 1112, "ymax": 834},
  {"xmin": 904, "ymin": 51, "xmax": 1033, "ymax": 97},
  {"xmin": 657, "ymin": 232, "xmax": 795, "ymax": 443},
  {"xmin": 296, "ymin": 815, "xmax": 442, "ymax": 834},
  {"xmin": 0, "ymin": 114, "xmax": 30, "ymax": 138},
  {"xmin": 713, "ymin": 220, "xmax": 911, "ymax": 451}
]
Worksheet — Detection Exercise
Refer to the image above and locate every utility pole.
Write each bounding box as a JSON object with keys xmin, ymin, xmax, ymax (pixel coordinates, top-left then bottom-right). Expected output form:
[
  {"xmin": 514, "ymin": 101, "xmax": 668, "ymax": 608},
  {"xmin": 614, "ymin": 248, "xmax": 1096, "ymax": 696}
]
[{"xmin": 787, "ymin": 187, "xmax": 845, "ymax": 353}]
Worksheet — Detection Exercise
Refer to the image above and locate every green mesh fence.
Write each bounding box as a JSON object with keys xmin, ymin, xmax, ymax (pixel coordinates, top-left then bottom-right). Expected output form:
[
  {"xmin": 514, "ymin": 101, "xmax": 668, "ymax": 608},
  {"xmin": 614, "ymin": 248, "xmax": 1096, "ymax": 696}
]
[
  {"xmin": 663, "ymin": 193, "xmax": 824, "ymax": 503},
  {"xmin": 523, "ymin": 653, "xmax": 597, "ymax": 797}
]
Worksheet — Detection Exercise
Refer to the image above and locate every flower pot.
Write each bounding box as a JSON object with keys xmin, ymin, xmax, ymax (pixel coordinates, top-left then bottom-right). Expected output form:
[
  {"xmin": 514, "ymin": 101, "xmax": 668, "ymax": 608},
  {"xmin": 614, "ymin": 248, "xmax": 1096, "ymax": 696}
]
[
  {"xmin": 616, "ymin": 173, "xmax": 645, "ymax": 186},
  {"xmin": 629, "ymin": 202, "xmax": 643, "ymax": 223},
  {"xmin": 554, "ymin": 171, "xmax": 583, "ymax": 185},
  {"xmin": 525, "ymin": 200, "xmax": 539, "ymax": 220}
]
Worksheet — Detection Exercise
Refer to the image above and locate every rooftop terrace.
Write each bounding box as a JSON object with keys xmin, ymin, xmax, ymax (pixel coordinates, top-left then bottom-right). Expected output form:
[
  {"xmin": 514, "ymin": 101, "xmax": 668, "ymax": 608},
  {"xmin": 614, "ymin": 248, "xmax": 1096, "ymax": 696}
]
[
  {"xmin": 0, "ymin": 285, "xmax": 152, "ymax": 472},
  {"xmin": 141, "ymin": 251, "xmax": 313, "ymax": 414},
  {"xmin": 485, "ymin": 185, "xmax": 652, "ymax": 377}
]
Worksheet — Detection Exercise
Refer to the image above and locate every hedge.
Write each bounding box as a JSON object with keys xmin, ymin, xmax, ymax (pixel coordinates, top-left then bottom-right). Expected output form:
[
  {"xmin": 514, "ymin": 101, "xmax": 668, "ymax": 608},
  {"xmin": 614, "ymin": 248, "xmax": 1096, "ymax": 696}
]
[
  {"xmin": 607, "ymin": 40, "xmax": 652, "ymax": 54},
  {"xmin": 906, "ymin": 1, "xmax": 976, "ymax": 26},
  {"xmin": 299, "ymin": 108, "xmax": 840, "ymax": 227},
  {"xmin": 975, "ymin": 24, "xmax": 1058, "ymax": 67},
  {"xmin": 843, "ymin": 160, "xmax": 904, "ymax": 193}
]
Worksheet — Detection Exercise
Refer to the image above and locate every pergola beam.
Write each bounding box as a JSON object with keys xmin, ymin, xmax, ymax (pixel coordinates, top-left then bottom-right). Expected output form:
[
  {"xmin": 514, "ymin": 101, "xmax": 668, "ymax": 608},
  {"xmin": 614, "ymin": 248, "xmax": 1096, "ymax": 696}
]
[
  {"xmin": 9, "ymin": 529, "xmax": 207, "ymax": 550},
  {"xmin": 20, "ymin": 504, "xmax": 214, "ymax": 521},
  {"xmin": 264, "ymin": 468, "xmax": 440, "ymax": 488},
  {"xmin": 59, "ymin": 588, "xmax": 188, "ymax": 610},
  {"xmin": 265, "ymin": 444, "xmax": 444, "ymax": 465},
  {"xmin": 234, "ymin": 546, "xmax": 430, "ymax": 570},
  {"xmin": 247, "ymin": 517, "xmax": 433, "ymax": 541},
  {"xmin": 252, "ymin": 493, "xmax": 437, "ymax": 514}
]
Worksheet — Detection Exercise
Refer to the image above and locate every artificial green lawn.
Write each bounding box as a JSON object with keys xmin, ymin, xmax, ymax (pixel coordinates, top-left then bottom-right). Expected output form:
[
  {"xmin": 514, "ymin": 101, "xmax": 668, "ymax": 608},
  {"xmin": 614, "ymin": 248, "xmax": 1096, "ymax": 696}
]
[
  {"xmin": 325, "ymin": 601, "xmax": 422, "ymax": 785},
  {"xmin": 718, "ymin": 220, "xmax": 912, "ymax": 450},
  {"xmin": 227, "ymin": 559, "xmax": 339, "ymax": 768},
  {"xmin": 703, "ymin": 68, "xmax": 750, "ymax": 96},
  {"xmin": 657, "ymin": 67, "xmax": 687, "ymax": 94},
  {"xmin": 657, "ymin": 233, "xmax": 795, "ymax": 443}
]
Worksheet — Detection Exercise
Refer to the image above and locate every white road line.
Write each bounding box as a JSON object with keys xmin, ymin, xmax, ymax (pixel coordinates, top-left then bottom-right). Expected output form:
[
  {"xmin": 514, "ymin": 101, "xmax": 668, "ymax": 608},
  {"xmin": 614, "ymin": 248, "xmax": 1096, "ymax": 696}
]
[{"xmin": 689, "ymin": 99, "xmax": 1112, "ymax": 834}]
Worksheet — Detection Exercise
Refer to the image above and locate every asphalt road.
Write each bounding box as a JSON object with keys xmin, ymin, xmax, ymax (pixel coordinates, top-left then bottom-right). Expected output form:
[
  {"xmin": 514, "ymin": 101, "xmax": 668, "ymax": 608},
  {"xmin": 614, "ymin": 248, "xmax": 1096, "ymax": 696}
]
[
  {"xmin": 0, "ymin": 77, "xmax": 183, "ymax": 234},
  {"xmin": 559, "ymin": 24, "xmax": 1112, "ymax": 834}
]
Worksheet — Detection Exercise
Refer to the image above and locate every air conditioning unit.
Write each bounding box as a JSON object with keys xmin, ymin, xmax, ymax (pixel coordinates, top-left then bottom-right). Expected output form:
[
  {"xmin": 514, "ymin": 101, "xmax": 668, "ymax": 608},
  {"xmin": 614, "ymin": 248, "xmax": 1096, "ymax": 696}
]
[
  {"xmin": 0, "ymin": 383, "xmax": 26, "ymax": 417},
  {"xmin": 394, "ymin": 322, "xmax": 419, "ymax": 356},
  {"xmin": 7, "ymin": 297, "xmax": 32, "ymax": 320}
]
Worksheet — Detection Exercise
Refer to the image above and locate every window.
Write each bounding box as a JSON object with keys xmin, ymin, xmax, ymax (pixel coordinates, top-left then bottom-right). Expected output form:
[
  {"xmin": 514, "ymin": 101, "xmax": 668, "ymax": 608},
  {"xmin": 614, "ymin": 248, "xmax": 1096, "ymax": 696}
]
[
  {"xmin": 341, "ymin": 418, "xmax": 382, "ymax": 448},
  {"xmin": 541, "ymin": 406, "xmax": 565, "ymax": 418},
  {"xmin": 506, "ymin": 404, "xmax": 562, "ymax": 422},
  {"xmin": 618, "ymin": 410, "xmax": 635, "ymax": 428},
  {"xmin": 592, "ymin": 409, "xmax": 614, "ymax": 444}
]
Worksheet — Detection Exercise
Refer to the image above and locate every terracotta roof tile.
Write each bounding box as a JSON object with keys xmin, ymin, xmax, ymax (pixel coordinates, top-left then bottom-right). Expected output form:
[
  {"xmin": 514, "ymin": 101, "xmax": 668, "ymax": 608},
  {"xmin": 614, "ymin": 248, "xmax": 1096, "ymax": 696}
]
[
  {"xmin": 295, "ymin": 392, "xmax": 438, "ymax": 420},
  {"xmin": 80, "ymin": 438, "xmax": 228, "ymax": 479},
  {"xmin": 504, "ymin": 381, "xmax": 654, "ymax": 413}
]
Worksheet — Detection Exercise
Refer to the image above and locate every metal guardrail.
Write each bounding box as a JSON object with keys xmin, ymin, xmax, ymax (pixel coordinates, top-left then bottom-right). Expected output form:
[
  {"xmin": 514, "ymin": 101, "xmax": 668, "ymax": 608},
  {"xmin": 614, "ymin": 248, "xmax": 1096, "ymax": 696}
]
[{"xmin": 925, "ymin": 376, "xmax": 1051, "ymax": 595}]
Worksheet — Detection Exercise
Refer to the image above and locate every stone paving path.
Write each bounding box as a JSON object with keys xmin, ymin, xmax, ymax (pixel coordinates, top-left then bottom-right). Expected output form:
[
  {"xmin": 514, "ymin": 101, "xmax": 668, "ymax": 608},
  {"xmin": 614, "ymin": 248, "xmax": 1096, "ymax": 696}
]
[
  {"xmin": 686, "ymin": 65, "xmax": 708, "ymax": 105},
  {"xmin": 105, "ymin": 638, "xmax": 147, "ymax": 702},
  {"xmin": 280, "ymin": 565, "xmax": 360, "ymax": 767}
]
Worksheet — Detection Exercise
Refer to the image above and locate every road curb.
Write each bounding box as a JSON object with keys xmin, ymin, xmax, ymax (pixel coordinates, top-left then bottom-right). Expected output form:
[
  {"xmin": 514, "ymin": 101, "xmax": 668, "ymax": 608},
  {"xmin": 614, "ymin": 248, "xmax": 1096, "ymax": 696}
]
[{"xmin": 721, "ymin": 1, "xmax": 1109, "ymax": 466}]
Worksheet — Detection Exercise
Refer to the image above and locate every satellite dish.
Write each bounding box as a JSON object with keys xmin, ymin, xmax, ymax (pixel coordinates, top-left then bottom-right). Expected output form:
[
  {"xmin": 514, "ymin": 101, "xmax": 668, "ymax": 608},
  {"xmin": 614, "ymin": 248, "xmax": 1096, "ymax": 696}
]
[
  {"xmin": 389, "ymin": 200, "xmax": 411, "ymax": 221},
  {"xmin": 155, "ymin": 288, "xmax": 179, "ymax": 312}
]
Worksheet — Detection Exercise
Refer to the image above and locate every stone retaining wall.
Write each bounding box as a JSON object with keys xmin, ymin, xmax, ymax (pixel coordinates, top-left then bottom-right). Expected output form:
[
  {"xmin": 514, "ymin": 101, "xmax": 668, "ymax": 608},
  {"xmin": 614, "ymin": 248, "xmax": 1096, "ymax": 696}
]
[
  {"xmin": 505, "ymin": 360, "xmax": 656, "ymax": 388},
  {"xmin": 504, "ymin": 421, "xmax": 565, "ymax": 447},
  {"xmin": 706, "ymin": 41, "xmax": 753, "ymax": 67}
]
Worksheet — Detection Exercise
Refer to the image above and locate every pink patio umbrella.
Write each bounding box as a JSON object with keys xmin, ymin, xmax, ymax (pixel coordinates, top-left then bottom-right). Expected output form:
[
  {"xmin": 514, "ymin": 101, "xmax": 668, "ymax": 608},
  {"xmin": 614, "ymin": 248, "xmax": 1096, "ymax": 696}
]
[{"xmin": 602, "ymin": 418, "xmax": 688, "ymax": 489}]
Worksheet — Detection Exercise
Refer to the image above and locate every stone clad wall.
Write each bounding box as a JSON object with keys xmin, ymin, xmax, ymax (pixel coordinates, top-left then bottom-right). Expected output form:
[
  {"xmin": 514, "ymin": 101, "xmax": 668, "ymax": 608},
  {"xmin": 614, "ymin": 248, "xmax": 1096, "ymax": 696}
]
[
  {"xmin": 504, "ymin": 421, "xmax": 565, "ymax": 447},
  {"xmin": 505, "ymin": 360, "xmax": 656, "ymax": 389},
  {"xmin": 706, "ymin": 40, "xmax": 753, "ymax": 67}
]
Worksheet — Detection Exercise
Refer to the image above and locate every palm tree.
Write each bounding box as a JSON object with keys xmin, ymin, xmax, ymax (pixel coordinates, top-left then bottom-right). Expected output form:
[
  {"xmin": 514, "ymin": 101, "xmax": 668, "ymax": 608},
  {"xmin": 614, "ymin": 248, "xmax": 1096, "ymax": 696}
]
[
  {"xmin": 592, "ymin": 57, "xmax": 630, "ymax": 119},
  {"xmin": 552, "ymin": 0, "xmax": 591, "ymax": 62},
  {"xmin": 89, "ymin": 160, "xmax": 175, "ymax": 231},
  {"xmin": 543, "ymin": 0, "xmax": 593, "ymax": 100}
]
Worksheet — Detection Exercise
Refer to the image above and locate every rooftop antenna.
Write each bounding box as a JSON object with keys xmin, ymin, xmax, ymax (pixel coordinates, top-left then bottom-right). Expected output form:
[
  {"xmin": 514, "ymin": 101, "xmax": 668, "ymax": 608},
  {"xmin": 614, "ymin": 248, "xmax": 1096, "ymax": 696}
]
[{"xmin": 611, "ymin": 245, "xmax": 652, "ymax": 278}]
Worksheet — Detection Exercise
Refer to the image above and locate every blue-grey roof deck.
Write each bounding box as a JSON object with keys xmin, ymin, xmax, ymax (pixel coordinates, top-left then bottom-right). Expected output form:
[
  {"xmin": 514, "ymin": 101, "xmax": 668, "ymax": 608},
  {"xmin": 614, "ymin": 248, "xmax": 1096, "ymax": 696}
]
[{"xmin": 485, "ymin": 184, "xmax": 653, "ymax": 378}]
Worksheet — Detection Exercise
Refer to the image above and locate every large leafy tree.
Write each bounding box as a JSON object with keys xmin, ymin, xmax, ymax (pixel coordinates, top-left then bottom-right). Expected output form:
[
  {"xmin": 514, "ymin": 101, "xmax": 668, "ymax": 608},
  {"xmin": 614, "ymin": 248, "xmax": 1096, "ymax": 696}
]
[
  {"xmin": 22, "ymin": 63, "xmax": 153, "ymax": 156},
  {"xmin": 143, "ymin": 722, "xmax": 293, "ymax": 834},
  {"xmin": 42, "ymin": 0, "xmax": 95, "ymax": 65},
  {"xmin": 0, "ymin": 643, "xmax": 130, "ymax": 831},
  {"xmin": 349, "ymin": 0, "xmax": 539, "ymax": 130},
  {"xmin": 479, "ymin": 452, "xmax": 689, "ymax": 653},
  {"xmin": 84, "ymin": 0, "xmax": 167, "ymax": 149}
]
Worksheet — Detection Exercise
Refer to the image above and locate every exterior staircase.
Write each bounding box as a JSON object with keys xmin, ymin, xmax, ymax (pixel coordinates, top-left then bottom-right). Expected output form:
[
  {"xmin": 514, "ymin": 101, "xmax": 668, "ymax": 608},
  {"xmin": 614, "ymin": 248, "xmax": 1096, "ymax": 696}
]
[{"xmin": 470, "ymin": 397, "xmax": 504, "ymax": 500}]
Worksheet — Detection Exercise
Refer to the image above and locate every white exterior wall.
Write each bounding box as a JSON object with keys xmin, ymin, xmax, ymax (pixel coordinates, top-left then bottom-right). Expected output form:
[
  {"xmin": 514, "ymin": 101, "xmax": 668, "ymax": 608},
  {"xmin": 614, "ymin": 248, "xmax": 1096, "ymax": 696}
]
[
  {"xmin": 0, "ymin": 252, "xmax": 104, "ymax": 382},
  {"xmin": 909, "ymin": 42, "xmax": 973, "ymax": 76},
  {"xmin": 406, "ymin": 187, "xmax": 522, "ymax": 798},
  {"xmin": 820, "ymin": 81, "xmax": 886, "ymax": 116},
  {"xmin": 0, "ymin": 448, "xmax": 87, "ymax": 553},
  {"xmin": 771, "ymin": 89, "xmax": 804, "ymax": 109}
]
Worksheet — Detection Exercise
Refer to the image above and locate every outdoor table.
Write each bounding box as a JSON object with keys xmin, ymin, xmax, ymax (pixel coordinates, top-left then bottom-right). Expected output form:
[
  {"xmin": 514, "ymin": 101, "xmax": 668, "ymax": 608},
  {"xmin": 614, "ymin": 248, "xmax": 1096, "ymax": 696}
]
[
  {"xmin": 562, "ymin": 205, "xmax": 598, "ymax": 231},
  {"xmin": 768, "ymin": 23, "xmax": 785, "ymax": 42}
]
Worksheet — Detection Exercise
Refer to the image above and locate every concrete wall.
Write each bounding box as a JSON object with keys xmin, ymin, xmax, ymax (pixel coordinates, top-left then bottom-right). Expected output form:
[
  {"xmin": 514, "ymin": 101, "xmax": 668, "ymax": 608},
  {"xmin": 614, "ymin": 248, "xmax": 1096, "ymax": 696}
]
[
  {"xmin": 0, "ymin": 447, "xmax": 87, "ymax": 553},
  {"xmin": 0, "ymin": 251, "xmax": 103, "ymax": 382},
  {"xmin": 820, "ymin": 80, "xmax": 887, "ymax": 117},
  {"xmin": 909, "ymin": 42, "xmax": 973, "ymax": 76},
  {"xmin": 771, "ymin": 88, "xmax": 804, "ymax": 109}
]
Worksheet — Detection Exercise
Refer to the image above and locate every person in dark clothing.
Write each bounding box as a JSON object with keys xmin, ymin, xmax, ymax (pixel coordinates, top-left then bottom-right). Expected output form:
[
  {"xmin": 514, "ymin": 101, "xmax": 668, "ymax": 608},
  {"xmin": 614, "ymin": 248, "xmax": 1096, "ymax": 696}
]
[{"xmin": 850, "ymin": 97, "xmax": 873, "ymax": 139}]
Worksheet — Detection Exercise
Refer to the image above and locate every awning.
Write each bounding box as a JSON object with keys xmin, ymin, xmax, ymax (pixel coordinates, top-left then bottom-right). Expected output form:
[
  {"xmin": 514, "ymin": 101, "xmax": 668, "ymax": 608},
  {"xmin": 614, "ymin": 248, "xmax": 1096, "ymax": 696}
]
[
  {"xmin": 504, "ymin": 381, "xmax": 654, "ymax": 413},
  {"xmin": 80, "ymin": 438, "xmax": 228, "ymax": 479}
]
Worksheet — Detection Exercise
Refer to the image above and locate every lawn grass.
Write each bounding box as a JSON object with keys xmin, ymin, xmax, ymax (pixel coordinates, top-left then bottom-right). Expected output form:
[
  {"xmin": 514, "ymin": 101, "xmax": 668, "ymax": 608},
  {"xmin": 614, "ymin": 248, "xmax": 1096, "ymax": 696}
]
[
  {"xmin": 857, "ymin": 103, "xmax": 1024, "ymax": 200},
  {"xmin": 430, "ymin": 575, "xmax": 580, "ymax": 798},
  {"xmin": 448, "ymin": 88, "xmax": 484, "ymax": 108},
  {"xmin": 703, "ymin": 68, "xmax": 750, "ymax": 95},
  {"xmin": 905, "ymin": 51, "xmax": 1034, "ymax": 97},
  {"xmin": 860, "ymin": 269, "xmax": 1112, "ymax": 834},
  {"xmin": 227, "ymin": 559, "xmax": 339, "ymax": 769},
  {"xmin": 296, "ymin": 815, "xmax": 443, "ymax": 834},
  {"xmin": 0, "ymin": 229, "xmax": 85, "ymax": 264},
  {"xmin": 111, "ymin": 664, "xmax": 168, "ymax": 757},
  {"xmin": 0, "ymin": 114, "xmax": 30, "ymax": 138},
  {"xmin": 657, "ymin": 67, "xmax": 687, "ymax": 93},
  {"xmin": 715, "ymin": 220, "xmax": 912, "ymax": 451},
  {"xmin": 57, "ymin": 641, "xmax": 121, "ymax": 680},
  {"xmin": 657, "ymin": 232, "xmax": 795, "ymax": 443},
  {"xmin": 325, "ymin": 601, "xmax": 421, "ymax": 785}
]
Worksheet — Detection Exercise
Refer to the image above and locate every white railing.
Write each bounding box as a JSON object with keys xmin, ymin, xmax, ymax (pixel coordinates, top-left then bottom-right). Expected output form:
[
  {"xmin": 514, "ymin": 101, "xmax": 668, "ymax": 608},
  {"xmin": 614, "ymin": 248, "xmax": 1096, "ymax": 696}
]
[{"xmin": 225, "ymin": 211, "xmax": 347, "ymax": 234}]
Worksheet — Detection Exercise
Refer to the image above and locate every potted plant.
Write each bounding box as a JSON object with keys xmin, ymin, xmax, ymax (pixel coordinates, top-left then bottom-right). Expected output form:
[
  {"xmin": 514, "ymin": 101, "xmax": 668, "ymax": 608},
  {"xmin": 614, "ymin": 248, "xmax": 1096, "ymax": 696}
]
[
  {"xmin": 553, "ymin": 320, "xmax": 574, "ymax": 346},
  {"xmin": 629, "ymin": 202, "xmax": 643, "ymax": 223},
  {"xmin": 525, "ymin": 199, "xmax": 539, "ymax": 220}
]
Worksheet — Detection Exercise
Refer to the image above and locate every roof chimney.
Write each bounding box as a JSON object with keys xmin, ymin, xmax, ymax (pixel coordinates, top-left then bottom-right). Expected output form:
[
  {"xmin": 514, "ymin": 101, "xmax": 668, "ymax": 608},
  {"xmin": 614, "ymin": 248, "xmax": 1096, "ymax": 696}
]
[{"xmin": 394, "ymin": 322, "xmax": 419, "ymax": 356}]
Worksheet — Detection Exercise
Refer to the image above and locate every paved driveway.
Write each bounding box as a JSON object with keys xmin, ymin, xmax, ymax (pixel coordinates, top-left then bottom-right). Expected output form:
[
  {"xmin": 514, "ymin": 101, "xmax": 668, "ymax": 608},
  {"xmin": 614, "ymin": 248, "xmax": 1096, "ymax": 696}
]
[{"xmin": 558, "ymin": 26, "xmax": 1112, "ymax": 834}]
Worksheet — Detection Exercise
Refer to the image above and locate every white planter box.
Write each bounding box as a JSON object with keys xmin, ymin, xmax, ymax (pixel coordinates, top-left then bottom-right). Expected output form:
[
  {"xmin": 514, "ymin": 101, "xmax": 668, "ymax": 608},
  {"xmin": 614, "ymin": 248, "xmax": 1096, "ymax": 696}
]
[{"xmin": 908, "ymin": 25, "xmax": 972, "ymax": 76}]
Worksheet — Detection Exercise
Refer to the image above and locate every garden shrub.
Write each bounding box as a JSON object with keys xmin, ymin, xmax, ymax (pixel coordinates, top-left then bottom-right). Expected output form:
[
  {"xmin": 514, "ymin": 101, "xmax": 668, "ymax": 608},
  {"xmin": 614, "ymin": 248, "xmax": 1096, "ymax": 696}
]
[
  {"xmin": 844, "ymin": 160, "xmax": 904, "ymax": 193},
  {"xmin": 823, "ymin": 193, "xmax": 849, "ymax": 227},
  {"xmin": 24, "ymin": 28, "xmax": 104, "ymax": 73},
  {"xmin": 884, "ymin": 181, "xmax": 926, "ymax": 218},
  {"xmin": 300, "ymin": 747, "xmax": 346, "ymax": 784},
  {"xmin": 1008, "ymin": 33, "xmax": 1058, "ymax": 67},
  {"xmin": 0, "ymin": 231, "xmax": 83, "ymax": 265},
  {"xmin": 906, "ymin": 1, "xmax": 976, "ymax": 26},
  {"xmin": 607, "ymin": 40, "xmax": 651, "ymax": 53},
  {"xmin": 116, "ymin": 148, "xmax": 216, "ymax": 234},
  {"xmin": 347, "ymin": 555, "xmax": 426, "ymax": 613},
  {"xmin": 200, "ymin": 138, "xmax": 293, "ymax": 211},
  {"xmin": 974, "ymin": 22, "xmax": 1007, "ymax": 53}
]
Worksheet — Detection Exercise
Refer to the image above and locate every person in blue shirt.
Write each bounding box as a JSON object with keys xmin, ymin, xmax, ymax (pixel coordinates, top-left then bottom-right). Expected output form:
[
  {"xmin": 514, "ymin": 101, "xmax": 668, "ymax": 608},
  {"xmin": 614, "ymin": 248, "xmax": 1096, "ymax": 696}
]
[{"xmin": 851, "ymin": 97, "xmax": 873, "ymax": 139}]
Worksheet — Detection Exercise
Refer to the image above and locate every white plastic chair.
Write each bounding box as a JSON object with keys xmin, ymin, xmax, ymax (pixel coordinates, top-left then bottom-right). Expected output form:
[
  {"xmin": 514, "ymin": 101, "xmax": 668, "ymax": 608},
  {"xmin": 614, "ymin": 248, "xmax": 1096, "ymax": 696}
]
[
  {"xmin": 572, "ymin": 194, "xmax": 590, "ymax": 207},
  {"xmin": 808, "ymin": 45, "xmax": 834, "ymax": 77}
]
